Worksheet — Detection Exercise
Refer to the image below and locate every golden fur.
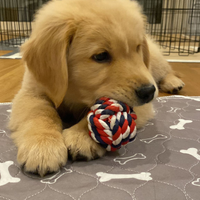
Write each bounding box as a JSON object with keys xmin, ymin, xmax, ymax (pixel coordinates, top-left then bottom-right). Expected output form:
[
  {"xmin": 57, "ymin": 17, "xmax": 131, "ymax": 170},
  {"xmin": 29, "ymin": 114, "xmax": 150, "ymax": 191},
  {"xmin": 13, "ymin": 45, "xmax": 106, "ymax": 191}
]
[{"xmin": 9, "ymin": 0, "xmax": 184, "ymax": 176}]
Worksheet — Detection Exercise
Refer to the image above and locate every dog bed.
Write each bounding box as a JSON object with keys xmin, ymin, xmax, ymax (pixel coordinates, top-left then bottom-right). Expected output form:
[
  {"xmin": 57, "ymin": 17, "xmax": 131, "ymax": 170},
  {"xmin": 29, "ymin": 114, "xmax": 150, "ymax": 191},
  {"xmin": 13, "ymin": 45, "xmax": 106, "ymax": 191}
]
[{"xmin": 0, "ymin": 96, "xmax": 200, "ymax": 200}]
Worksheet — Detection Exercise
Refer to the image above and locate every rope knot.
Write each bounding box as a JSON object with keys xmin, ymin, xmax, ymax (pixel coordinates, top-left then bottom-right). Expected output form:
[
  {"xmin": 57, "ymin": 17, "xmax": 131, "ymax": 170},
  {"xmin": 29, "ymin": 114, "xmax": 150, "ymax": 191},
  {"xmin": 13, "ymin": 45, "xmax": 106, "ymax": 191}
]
[{"xmin": 87, "ymin": 97, "xmax": 137, "ymax": 151}]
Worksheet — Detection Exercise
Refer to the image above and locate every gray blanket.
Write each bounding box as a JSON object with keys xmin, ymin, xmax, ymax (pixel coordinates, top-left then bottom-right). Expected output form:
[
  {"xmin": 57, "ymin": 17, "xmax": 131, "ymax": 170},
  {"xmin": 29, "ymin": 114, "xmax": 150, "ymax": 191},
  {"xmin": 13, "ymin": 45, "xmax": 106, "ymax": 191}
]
[{"xmin": 0, "ymin": 96, "xmax": 200, "ymax": 200}]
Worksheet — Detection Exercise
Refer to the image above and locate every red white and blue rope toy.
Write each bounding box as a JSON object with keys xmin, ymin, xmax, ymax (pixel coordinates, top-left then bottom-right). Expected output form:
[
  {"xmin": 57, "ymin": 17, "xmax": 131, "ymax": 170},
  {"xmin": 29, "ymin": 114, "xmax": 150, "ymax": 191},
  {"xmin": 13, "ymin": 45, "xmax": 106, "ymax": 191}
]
[{"xmin": 87, "ymin": 97, "xmax": 137, "ymax": 152}]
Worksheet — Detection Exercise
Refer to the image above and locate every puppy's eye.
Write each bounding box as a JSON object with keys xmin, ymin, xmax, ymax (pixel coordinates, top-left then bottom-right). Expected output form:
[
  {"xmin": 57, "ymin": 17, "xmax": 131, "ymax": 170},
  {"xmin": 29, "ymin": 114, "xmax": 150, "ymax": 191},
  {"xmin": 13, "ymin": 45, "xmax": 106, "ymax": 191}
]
[
  {"xmin": 92, "ymin": 52, "xmax": 111, "ymax": 63},
  {"xmin": 137, "ymin": 45, "xmax": 141, "ymax": 52}
]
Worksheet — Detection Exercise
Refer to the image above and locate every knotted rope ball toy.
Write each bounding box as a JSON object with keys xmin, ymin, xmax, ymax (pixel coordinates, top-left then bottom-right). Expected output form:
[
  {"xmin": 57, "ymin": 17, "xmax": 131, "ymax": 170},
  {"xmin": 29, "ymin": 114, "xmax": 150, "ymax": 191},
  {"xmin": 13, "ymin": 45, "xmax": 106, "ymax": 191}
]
[{"xmin": 87, "ymin": 97, "xmax": 137, "ymax": 151}]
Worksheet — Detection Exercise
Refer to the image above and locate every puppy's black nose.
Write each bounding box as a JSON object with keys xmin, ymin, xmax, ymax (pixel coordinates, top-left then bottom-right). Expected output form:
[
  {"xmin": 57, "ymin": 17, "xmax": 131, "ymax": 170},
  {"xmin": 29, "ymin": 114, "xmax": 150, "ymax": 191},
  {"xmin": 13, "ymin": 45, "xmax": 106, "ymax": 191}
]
[{"xmin": 136, "ymin": 85, "xmax": 156, "ymax": 104}]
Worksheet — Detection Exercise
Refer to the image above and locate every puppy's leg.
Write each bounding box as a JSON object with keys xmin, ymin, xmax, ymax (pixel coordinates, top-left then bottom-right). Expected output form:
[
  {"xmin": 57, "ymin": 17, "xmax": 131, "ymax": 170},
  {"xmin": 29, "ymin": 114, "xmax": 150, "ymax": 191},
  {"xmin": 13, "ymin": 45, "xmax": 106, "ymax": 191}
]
[
  {"xmin": 63, "ymin": 117, "xmax": 106, "ymax": 161},
  {"xmin": 147, "ymin": 37, "xmax": 185, "ymax": 94},
  {"xmin": 9, "ymin": 90, "xmax": 67, "ymax": 177},
  {"xmin": 159, "ymin": 71, "xmax": 185, "ymax": 94}
]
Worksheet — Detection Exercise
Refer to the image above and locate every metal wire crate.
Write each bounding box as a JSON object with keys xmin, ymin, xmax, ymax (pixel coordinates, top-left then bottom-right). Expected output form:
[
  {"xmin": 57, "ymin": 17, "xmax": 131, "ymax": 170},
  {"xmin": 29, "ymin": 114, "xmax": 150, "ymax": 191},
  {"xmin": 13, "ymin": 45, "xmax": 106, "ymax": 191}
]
[
  {"xmin": 0, "ymin": 0, "xmax": 200, "ymax": 56},
  {"xmin": 0, "ymin": 0, "xmax": 49, "ymax": 47},
  {"xmin": 140, "ymin": 0, "xmax": 200, "ymax": 55}
]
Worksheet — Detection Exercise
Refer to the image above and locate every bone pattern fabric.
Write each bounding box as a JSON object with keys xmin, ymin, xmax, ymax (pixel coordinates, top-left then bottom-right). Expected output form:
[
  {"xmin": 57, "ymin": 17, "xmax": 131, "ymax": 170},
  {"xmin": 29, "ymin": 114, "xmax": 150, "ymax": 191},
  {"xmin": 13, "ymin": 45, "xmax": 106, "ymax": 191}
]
[{"xmin": 0, "ymin": 96, "xmax": 200, "ymax": 200}]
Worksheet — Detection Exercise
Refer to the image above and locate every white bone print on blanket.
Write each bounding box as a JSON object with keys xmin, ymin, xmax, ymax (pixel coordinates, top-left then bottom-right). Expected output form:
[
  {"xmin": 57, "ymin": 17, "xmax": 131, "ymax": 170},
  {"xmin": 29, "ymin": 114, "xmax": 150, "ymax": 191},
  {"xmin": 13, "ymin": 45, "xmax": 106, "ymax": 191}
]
[
  {"xmin": 140, "ymin": 134, "xmax": 168, "ymax": 144},
  {"xmin": 170, "ymin": 119, "xmax": 192, "ymax": 130},
  {"xmin": 180, "ymin": 148, "xmax": 200, "ymax": 160},
  {"xmin": 41, "ymin": 168, "xmax": 72, "ymax": 184},
  {"xmin": 0, "ymin": 161, "xmax": 20, "ymax": 186},
  {"xmin": 192, "ymin": 178, "xmax": 200, "ymax": 187},
  {"xmin": 167, "ymin": 107, "xmax": 181, "ymax": 113},
  {"xmin": 96, "ymin": 172, "xmax": 152, "ymax": 182},
  {"xmin": 114, "ymin": 153, "xmax": 146, "ymax": 165}
]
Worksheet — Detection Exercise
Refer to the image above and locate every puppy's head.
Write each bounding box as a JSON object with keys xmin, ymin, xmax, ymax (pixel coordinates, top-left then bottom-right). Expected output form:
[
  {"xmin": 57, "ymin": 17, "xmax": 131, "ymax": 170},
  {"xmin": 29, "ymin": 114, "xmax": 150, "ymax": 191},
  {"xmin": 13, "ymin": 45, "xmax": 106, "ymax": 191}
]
[{"xmin": 22, "ymin": 0, "xmax": 158, "ymax": 108}]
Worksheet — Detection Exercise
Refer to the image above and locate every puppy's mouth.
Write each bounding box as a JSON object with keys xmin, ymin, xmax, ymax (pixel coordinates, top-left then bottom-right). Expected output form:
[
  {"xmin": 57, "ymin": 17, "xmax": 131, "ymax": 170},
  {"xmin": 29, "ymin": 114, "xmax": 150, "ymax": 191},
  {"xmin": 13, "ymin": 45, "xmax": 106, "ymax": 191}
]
[
  {"xmin": 99, "ymin": 84, "xmax": 156, "ymax": 108},
  {"xmin": 94, "ymin": 95, "xmax": 135, "ymax": 110}
]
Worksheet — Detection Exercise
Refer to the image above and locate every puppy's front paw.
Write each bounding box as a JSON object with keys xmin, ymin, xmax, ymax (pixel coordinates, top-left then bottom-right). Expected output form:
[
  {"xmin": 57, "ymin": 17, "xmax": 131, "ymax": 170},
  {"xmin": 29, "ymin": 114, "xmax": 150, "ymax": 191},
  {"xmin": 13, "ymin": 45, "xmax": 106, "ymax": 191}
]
[
  {"xmin": 63, "ymin": 124, "xmax": 106, "ymax": 161},
  {"xmin": 14, "ymin": 131, "xmax": 67, "ymax": 177},
  {"xmin": 159, "ymin": 73, "xmax": 185, "ymax": 94}
]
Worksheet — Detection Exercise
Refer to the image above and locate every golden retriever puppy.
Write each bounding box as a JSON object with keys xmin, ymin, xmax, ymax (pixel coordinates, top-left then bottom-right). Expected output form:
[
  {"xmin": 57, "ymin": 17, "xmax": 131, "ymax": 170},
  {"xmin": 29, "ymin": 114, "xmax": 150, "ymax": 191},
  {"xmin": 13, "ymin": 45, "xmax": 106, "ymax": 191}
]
[{"xmin": 9, "ymin": 0, "xmax": 184, "ymax": 176}]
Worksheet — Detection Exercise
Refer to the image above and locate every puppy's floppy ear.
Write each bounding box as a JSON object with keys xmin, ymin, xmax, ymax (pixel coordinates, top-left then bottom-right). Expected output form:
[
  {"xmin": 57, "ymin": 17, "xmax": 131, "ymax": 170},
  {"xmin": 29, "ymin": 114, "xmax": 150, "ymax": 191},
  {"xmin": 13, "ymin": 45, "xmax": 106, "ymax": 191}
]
[
  {"xmin": 21, "ymin": 16, "xmax": 75, "ymax": 108},
  {"xmin": 142, "ymin": 37, "xmax": 150, "ymax": 68}
]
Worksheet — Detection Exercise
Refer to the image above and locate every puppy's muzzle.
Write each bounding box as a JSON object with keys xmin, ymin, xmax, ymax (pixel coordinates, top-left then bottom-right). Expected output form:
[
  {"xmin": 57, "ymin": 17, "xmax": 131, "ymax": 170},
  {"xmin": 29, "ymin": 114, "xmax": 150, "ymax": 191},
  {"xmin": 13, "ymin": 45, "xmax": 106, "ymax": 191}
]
[{"xmin": 136, "ymin": 84, "xmax": 156, "ymax": 104}]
